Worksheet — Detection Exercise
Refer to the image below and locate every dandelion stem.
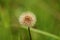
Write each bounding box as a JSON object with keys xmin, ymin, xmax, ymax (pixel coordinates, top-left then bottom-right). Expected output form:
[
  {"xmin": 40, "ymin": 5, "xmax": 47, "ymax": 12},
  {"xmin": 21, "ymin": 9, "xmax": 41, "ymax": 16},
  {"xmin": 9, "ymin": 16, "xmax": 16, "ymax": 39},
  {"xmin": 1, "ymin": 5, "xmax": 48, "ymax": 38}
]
[{"xmin": 28, "ymin": 27, "xmax": 32, "ymax": 40}]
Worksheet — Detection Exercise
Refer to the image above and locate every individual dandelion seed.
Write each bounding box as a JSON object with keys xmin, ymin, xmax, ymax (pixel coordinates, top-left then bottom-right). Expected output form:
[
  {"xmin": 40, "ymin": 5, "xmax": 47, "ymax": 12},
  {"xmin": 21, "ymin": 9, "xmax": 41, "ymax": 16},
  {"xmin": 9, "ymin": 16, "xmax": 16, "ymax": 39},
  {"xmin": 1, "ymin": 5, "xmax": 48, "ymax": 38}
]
[
  {"xmin": 19, "ymin": 11, "xmax": 36, "ymax": 27},
  {"xmin": 19, "ymin": 11, "xmax": 36, "ymax": 40}
]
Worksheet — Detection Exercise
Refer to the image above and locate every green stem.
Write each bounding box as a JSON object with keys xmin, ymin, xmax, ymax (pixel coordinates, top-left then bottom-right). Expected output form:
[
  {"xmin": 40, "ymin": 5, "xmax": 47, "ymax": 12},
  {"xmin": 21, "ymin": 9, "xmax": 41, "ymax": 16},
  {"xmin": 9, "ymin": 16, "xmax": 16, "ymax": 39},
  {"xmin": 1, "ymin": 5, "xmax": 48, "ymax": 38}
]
[{"xmin": 21, "ymin": 26, "xmax": 60, "ymax": 40}]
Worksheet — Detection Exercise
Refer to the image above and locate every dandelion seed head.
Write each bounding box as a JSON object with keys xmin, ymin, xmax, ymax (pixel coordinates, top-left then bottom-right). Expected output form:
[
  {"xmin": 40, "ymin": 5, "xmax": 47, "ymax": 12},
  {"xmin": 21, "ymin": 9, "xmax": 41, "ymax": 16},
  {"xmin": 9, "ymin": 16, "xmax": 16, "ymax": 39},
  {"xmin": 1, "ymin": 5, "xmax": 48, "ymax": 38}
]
[{"xmin": 19, "ymin": 11, "xmax": 36, "ymax": 27}]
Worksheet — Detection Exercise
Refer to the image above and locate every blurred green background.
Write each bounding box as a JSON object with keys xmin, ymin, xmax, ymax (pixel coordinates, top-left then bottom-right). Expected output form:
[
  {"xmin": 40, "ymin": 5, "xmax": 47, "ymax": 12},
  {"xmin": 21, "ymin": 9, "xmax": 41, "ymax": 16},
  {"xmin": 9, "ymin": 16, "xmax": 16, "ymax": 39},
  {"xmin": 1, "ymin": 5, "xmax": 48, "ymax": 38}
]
[{"xmin": 0, "ymin": 0, "xmax": 60, "ymax": 40}]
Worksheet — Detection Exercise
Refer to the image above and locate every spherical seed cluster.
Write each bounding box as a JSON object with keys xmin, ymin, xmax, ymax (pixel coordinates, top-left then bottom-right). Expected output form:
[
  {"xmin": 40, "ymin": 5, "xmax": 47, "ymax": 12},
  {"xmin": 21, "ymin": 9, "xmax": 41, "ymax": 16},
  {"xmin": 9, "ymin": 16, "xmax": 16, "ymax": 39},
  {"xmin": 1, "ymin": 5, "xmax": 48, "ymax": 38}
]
[{"xmin": 19, "ymin": 11, "xmax": 36, "ymax": 27}]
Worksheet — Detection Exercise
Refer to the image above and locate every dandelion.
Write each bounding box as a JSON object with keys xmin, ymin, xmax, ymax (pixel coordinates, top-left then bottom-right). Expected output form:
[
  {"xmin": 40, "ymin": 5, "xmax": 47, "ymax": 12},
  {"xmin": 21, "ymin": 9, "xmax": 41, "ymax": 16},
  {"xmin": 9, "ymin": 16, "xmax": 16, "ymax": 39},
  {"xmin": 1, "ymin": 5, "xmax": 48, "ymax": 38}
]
[
  {"xmin": 19, "ymin": 11, "xmax": 36, "ymax": 27},
  {"xmin": 19, "ymin": 11, "xmax": 36, "ymax": 40}
]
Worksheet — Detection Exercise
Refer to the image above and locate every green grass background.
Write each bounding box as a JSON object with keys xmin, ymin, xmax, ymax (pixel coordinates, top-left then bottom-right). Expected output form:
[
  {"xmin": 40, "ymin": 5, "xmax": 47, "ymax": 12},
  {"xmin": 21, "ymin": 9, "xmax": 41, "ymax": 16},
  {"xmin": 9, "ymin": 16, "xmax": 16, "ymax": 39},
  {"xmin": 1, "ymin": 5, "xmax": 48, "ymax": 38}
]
[{"xmin": 0, "ymin": 0, "xmax": 60, "ymax": 40}]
